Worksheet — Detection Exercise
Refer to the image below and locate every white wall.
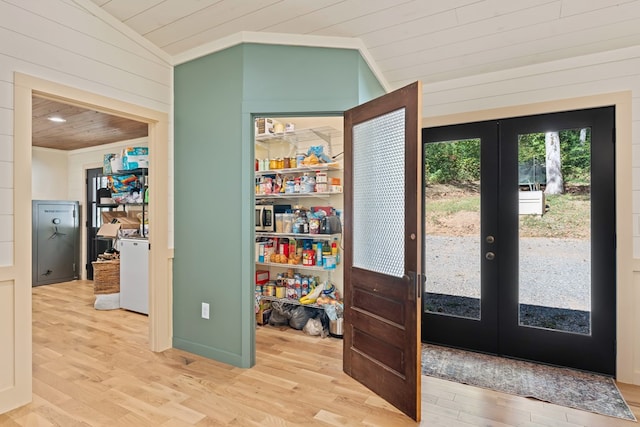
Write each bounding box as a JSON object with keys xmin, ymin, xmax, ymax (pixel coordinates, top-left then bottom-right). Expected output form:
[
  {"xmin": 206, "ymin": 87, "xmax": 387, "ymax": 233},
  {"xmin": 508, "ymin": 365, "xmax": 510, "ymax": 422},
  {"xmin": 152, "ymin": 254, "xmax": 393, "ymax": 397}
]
[
  {"xmin": 0, "ymin": 0, "xmax": 171, "ymax": 413},
  {"xmin": 422, "ymin": 44, "xmax": 640, "ymax": 255},
  {"xmin": 0, "ymin": 0, "xmax": 172, "ymax": 266},
  {"xmin": 421, "ymin": 44, "xmax": 640, "ymax": 383},
  {"xmin": 32, "ymin": 147, "xmax": 68, "ymax": 201}
]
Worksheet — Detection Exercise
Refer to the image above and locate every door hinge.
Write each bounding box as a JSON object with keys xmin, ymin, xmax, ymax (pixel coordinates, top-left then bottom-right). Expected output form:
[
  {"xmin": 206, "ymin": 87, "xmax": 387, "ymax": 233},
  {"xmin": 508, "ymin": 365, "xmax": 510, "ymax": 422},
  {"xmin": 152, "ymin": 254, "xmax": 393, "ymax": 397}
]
[{"xmin": 408, "ymin": 271, "xmax": 421, "ymax": 301}]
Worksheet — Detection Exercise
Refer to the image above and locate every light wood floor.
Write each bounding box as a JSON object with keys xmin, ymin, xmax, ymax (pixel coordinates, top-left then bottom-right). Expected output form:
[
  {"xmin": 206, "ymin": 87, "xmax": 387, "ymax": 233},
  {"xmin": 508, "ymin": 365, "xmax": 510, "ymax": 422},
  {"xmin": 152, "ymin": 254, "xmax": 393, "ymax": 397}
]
[{"xmin": 1, "ymin": 280, "xmax": 639, "ymax": 426}]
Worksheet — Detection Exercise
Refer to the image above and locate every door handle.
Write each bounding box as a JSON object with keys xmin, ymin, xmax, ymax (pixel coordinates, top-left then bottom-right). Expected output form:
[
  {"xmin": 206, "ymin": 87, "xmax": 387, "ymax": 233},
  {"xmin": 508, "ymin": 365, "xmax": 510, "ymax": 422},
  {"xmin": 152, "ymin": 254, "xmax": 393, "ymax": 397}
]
[{"xmin": 485, "ymin": 252, "xmax": 495, "ymax": 261}]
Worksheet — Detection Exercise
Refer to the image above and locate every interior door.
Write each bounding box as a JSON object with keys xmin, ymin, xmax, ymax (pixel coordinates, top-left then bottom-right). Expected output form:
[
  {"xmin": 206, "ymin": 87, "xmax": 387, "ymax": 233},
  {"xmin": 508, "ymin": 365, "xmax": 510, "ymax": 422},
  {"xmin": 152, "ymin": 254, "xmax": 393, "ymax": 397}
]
[
  {"xmin": 421, "ymin": 107, "xmax": 616, "ymax": 375},
  {"xmin": 343, "ymin": 81, "xmax": 422, "ymax": 421}
]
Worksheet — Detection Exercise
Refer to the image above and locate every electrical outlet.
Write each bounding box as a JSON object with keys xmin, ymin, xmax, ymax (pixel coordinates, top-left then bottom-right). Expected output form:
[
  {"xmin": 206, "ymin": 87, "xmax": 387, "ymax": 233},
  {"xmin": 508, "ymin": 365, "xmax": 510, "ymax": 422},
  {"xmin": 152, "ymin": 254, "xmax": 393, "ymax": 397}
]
[{"xmin": 201, "ymin": 302, "xmax": 210, "ymax": 319}]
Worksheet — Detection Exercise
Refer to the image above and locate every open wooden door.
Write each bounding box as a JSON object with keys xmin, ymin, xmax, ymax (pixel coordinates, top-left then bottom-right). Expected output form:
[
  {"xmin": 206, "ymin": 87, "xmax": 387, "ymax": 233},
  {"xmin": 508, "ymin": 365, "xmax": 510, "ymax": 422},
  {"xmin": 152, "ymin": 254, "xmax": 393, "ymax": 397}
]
[{"xmin": 343, "ymin": 82, "xmax": 422, "ymax": 421}]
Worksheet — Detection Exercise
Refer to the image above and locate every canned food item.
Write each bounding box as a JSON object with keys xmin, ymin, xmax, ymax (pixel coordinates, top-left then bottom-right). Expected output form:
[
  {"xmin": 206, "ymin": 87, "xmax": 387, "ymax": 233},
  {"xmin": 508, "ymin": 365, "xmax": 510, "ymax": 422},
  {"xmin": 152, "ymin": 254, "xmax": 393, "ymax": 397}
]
[{"xmin": 264, "ymin": 284, "xmax": 275, "ymax": 296}]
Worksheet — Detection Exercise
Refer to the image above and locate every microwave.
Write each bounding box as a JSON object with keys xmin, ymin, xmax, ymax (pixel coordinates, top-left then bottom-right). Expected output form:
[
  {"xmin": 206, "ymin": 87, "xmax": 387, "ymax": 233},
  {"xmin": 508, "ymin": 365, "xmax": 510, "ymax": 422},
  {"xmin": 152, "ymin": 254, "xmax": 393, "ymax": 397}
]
[{"xmin": 256, "ymin": 204, "xmax": 290, "ymax": 232}]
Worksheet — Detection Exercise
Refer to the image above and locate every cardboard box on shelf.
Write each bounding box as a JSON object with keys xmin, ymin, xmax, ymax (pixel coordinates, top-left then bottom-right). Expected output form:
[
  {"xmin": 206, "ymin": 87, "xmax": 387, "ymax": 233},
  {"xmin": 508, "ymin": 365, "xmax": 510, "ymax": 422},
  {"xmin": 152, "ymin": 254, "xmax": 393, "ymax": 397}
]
[
  {"xmin": 256, "ymin": 300, "xmax": 272, "ymax": 325},
  {"xmin": 255, "ymin": 270, "xmax": 270, "ymax": 285},
  {"xmin": 97, "ymin": 211, "xmax": 140, "ymax": 238}
]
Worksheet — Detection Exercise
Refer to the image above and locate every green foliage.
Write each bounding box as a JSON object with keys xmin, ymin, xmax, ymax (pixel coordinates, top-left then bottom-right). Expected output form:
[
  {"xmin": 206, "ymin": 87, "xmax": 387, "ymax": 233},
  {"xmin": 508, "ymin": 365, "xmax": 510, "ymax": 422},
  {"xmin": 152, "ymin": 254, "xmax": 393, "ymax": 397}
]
[
  {"xmin": 424, "ymin": 139, "xmax": 480, "ymax": 183},
  {"xmin": 518, "ymin": 129, "xmax": 591, "ymax": 184},
  {"xmin": 424, "ymin": 129, "xmax": 592, "ymax": 185}
]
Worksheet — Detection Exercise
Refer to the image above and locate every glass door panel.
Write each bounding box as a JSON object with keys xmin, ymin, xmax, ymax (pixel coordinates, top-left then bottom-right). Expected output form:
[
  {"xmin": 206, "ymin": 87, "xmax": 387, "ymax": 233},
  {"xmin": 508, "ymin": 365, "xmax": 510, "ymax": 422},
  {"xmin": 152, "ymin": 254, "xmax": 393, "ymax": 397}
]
[
  {"xmin": 421, "ymin": 121, "xmax": 498, "ymax": 353},
  {"xmin": 424, "ymin": 139, "xmax": 481, "ymax": 320},
  {"xmin": 498, "ymin": 107, "xmax": 615, "ymax": 375},
  {"xmin": 517, "ymin": 129, "xmax": 592, "ymax": 335}
]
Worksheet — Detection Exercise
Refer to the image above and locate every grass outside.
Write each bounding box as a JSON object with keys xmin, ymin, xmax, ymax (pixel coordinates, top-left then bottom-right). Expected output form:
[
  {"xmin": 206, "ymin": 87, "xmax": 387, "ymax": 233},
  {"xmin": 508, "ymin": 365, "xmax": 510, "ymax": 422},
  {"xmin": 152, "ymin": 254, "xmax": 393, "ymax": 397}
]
[{"xmin": 425, "ymin": 183, "xmax": 590, "ymax": 238}]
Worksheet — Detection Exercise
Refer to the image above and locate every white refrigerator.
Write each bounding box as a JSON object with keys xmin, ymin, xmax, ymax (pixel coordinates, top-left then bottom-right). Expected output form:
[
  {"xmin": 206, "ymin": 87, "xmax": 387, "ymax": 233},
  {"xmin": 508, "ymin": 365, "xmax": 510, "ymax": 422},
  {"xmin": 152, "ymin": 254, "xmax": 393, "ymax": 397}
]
[{"xmin": 119, "ymin": 238, "xmax": 149, "ymax": 314}]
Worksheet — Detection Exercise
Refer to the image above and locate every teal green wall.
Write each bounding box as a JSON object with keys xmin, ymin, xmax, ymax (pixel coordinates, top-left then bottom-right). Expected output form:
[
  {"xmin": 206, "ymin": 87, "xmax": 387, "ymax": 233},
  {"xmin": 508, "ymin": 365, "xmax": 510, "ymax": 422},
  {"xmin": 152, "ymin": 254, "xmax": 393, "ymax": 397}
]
[
  {"xmin": 173, "ymin": 43, "xmax": 385, "ymax": 368},
  {"xmin": 358, "ymin": 56, "xmax": 386, "ymax": 104}
]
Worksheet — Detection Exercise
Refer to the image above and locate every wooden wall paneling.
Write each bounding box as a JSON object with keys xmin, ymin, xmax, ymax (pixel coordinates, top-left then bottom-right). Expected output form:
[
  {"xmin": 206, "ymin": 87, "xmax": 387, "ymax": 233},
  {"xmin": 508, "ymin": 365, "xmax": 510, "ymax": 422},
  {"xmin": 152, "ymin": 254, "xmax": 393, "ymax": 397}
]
[{"xmin": 3, "ymin": 0, "xmax": 168, "ymax": 65}]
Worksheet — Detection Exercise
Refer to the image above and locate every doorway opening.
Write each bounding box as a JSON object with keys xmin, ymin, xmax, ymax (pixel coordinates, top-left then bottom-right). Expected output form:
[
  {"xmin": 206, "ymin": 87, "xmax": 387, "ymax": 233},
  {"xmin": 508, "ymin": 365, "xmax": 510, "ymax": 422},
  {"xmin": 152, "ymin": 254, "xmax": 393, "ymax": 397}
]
[
  {"xmin": 14, "ymin": 74, "xmax": 172, "ymax": 371},
  {"xmin": 421, "ymin": 107, "xmax": 616, "ymax": 375}
]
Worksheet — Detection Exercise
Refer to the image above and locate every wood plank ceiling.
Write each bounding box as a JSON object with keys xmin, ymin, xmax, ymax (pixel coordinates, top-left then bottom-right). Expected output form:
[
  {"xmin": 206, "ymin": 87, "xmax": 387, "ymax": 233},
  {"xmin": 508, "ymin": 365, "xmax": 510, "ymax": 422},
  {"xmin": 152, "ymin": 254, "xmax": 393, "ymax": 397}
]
[
  {"xmin": 32, "ymin": 96, "xmax": 147, "ymax": 151},
  {"xmin": 43, "ymin": 0, "xmax": 640, "ymax": 149},
  {"xmin": 88, "ymin": 0, "xmax": 640, "ymax": 88}
]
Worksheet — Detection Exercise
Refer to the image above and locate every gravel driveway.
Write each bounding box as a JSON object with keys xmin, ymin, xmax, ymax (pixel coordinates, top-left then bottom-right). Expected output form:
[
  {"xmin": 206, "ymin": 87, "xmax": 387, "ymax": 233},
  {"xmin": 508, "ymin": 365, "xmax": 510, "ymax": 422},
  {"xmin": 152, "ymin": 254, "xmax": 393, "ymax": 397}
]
[{"xmin": 424, "ymin": 235, "xmax": 591, "ymax": 311}]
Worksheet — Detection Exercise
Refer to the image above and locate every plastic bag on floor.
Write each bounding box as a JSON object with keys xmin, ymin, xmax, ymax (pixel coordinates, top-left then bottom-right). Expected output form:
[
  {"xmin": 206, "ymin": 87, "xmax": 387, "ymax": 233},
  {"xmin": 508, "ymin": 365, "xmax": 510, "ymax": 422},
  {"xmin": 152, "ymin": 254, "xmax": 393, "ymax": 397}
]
[
  {"xmin": 303, "ymin": 317, "xmax": 323, "ymax": 336},
  {"xmin": 94, "ymin": 293, "xmax": 120, "ymax": 310},
  {"xmin": 268, "ymin": 301, "xmax": 293, "ymax": 326},
  {"xmin": 289, "ymin": 306, "xmax": 316, "ymax": 330}
]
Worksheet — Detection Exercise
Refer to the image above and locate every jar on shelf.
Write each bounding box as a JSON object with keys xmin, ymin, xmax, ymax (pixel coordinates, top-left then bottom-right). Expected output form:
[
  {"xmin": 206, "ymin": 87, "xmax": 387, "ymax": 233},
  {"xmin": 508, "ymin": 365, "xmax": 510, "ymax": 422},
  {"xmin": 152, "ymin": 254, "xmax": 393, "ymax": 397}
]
[
  {"xmin": 283, "ymin": 213, "xmax": 294, "ymax": 233},
  {"xmin": 292, "ymin": 209, "xmax": 309, "ymax": 234},
  {"xmin": 309, "ymin": 217, "xmax": 321, "ymax": 234}
]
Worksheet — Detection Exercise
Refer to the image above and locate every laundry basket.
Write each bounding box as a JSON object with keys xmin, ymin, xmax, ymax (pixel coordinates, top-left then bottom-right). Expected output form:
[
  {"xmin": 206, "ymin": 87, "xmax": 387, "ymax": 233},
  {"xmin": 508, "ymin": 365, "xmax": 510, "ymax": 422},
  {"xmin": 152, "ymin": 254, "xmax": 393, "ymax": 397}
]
[{"xmin": 92, "ymin": 260, "xmax": 120, "ymax": 294}]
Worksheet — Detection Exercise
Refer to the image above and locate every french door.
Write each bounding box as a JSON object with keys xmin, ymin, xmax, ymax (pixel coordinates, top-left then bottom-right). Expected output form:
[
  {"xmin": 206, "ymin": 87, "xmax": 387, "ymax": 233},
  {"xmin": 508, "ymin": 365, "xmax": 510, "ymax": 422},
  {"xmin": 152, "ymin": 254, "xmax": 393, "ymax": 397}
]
[{"xmin": 421, "ymin": 107, "xmax": 616, "ymax": 375}]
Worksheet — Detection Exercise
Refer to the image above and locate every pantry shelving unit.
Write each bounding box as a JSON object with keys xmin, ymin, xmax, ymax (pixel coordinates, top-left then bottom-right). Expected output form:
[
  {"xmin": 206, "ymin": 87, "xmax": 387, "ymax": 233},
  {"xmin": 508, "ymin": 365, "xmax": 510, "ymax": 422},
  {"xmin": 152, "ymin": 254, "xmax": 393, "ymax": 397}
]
[
  {"xmin": 254, "ymin": 161, "xmax": 341, "ymax": 177},
  {"xmin": 254, "ymin": 122, "xmax": 344, "ymax": 325},
  {"xmin": 255, "ymin": 232, "xmax": 341, "ymax": 241},
  {"xmin": 95, "ymin": 168, "xmax": 148, "ymax": 237},
  {"xmin": 259, "ymin": 295, "xmax": 325, "ymax": 310},
  {"xmin": 256, "ymin": 261, "xmax": 337, "ymax": 272}
]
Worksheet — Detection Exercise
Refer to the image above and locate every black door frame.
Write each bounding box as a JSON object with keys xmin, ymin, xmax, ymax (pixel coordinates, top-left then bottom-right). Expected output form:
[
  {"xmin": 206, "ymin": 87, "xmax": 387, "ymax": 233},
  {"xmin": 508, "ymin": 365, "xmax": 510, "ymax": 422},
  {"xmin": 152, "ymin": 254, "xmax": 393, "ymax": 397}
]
[
  {"xmin": 86, "ymin": 167, "xmax": 110, "ymax": 280},
  {"xmin": 420, "ymin": 120, "xmax": 499, "ymax": 354},
  {"xmin": 422, "ymin": 107, "xmax": 616, "ymax": 375}
]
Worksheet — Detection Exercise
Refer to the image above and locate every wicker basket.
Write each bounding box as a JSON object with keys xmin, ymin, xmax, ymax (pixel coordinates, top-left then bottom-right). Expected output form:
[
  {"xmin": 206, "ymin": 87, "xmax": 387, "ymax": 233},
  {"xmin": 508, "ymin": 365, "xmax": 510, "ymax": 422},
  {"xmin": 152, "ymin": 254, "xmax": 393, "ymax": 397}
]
[{"xmin": 92, "ymin": 260, "xmax": 120, "ymax": 294}]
